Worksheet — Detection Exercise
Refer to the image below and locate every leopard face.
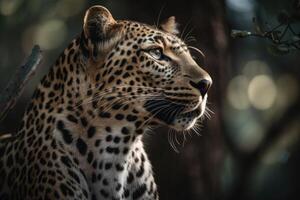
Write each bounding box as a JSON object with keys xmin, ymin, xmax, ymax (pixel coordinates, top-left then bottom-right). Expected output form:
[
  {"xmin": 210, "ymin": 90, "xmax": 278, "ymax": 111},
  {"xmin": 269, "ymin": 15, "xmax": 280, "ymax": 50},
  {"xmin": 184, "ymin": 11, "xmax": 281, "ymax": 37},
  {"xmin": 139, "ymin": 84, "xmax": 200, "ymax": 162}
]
[{"xmin": 81, "ymin": 6, "xmax": 212, "ymax": 131}]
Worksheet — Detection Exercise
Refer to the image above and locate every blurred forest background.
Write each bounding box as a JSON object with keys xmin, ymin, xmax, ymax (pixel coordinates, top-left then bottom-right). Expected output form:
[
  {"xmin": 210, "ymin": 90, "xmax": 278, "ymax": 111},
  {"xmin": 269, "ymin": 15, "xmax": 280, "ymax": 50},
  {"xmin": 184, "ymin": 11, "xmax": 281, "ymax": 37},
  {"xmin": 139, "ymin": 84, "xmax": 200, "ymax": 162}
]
[{"xmin": 0, "ymin": 0, "xmax": 299, "ymax": 199}]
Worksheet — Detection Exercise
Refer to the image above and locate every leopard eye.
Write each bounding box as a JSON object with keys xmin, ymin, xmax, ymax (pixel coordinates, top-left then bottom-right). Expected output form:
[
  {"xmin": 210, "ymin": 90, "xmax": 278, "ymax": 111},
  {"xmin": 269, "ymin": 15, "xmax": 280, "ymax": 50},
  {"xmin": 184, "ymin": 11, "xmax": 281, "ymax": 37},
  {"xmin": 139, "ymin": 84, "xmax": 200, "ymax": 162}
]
[
  {"xmin": 148, "ymin": 48, "xmax": 171, "ymax": 62},
  {"xmin": 149, "ymin": 48, "xmax": 163, "ymax": 60}
]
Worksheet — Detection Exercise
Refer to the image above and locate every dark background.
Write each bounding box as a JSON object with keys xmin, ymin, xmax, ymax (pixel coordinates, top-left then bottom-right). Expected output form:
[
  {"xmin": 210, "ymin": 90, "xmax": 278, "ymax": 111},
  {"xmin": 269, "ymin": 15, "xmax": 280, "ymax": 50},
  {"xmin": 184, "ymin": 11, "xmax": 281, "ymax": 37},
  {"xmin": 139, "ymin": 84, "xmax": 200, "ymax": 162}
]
[{"xmin": 0, "ymin": 0, "xmax": 299, "ymax": 199}]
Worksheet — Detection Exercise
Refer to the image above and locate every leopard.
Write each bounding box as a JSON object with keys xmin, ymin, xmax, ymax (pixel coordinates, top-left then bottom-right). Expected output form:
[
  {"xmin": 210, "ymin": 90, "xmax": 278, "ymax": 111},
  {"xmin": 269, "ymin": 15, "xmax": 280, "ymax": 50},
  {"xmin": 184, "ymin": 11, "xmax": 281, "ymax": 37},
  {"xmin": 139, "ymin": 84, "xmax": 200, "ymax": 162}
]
[{"xmin": 0, "ymin": 5, "xmax": 212, "ymax": 200}]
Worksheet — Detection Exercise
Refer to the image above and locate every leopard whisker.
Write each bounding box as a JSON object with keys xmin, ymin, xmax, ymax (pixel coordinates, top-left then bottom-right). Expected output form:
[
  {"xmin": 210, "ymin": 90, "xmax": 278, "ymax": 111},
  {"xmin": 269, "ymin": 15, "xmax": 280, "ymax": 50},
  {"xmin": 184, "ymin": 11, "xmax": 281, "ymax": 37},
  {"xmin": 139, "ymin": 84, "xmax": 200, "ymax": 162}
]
[
  {"xmin": 140, "ymin": 103, "xmax": 170, "ymax": 128},
  {"xmin": 168, "ymin": 129, "xmax": 179, "ymax": 153},
  {"xmin": 205, "ymin": 106, "xmax": 214, "ymax": 114},
  {"xmin": 184, "ymin": 36, "xmax": 197, "ymax": 43},
  {"xmin": 188, "ymin": 46, "xmax": 205, "ymax": 59},
  {"xmin": 180, "ymin": 18, "xmax": 193, "ymax": 41},
  {"xmin": 183, "ymin": 26, "xmax": 195, "ymax": 44},
  {"xmin": 174, "ymin": 129, "xmax": 180, "ymax": 145}
]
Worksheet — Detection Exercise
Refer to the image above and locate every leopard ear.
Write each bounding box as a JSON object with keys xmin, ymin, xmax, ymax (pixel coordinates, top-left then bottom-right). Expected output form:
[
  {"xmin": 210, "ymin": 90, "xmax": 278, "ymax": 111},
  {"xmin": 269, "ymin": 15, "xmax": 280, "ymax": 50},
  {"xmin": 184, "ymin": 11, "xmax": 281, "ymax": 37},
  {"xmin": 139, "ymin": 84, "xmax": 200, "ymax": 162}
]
[
  {"xmin": 83, "ymin": 6, "xmax": 124, "ymax": 62},
  {"xmin": 160, "ymin": 16, "xmax": 179, "ymax": 35}
]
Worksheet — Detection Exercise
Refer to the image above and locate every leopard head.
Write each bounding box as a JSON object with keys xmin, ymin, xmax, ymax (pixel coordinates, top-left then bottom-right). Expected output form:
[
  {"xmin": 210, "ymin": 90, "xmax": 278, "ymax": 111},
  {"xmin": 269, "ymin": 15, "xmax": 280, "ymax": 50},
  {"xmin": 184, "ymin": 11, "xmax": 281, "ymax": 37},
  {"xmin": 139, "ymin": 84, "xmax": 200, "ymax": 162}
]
[{"xmin": 80, "ymin": 6, "xmax": 212, "ymax": 131}]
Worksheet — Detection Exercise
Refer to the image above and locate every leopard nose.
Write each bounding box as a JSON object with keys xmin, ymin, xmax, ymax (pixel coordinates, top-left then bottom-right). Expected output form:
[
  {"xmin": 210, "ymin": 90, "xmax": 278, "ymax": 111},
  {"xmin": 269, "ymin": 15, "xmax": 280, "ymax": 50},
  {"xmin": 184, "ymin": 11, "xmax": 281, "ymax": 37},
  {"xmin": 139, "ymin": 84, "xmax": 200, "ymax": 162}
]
[{"xmin": 189, "ymin": 79, "xmax": 212, "ymax": 96}]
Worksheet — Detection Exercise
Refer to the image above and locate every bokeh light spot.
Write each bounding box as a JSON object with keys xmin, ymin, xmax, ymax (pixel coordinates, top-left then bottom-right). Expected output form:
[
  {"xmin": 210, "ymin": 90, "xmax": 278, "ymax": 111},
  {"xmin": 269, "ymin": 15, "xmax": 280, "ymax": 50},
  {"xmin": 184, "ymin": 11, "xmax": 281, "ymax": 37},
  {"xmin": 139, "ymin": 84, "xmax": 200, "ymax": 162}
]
[
  {"xmin": 243, "ymin": 60, "xmax": 271, "ymax": 78},
  {"xmin": 35, "ymin": 20, "xmax": 67, "ymax": 50},
  {"xmin": 55, "ymin": 0, "xmax": 85, "ymax": 18},
  {"xmin": 238, "ymin": 120, "xmax": 263, "ymax": 151},
  {"xmin": 0, "ymin": 0, "xmax": 19, "ymax": 16},
  {"xmin": 227, "ymin": 75, "xmax": 250, "ymax": 110},
  {"xmin": 226, "ymin": 0, "xmax": 254, "ymax": 12},
  {"xmin": 248, "ymin": 75, "xmax": 277, "ymax": 110}
]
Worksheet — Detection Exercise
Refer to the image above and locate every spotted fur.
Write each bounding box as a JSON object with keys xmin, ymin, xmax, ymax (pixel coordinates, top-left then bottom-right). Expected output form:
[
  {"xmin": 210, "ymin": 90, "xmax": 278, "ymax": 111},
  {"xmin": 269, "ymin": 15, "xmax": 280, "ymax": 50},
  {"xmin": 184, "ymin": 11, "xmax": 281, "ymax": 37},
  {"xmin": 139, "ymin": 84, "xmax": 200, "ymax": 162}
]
[{"xmin": 0, "ymin": 5, "xmax": 212, "ymax": 200}]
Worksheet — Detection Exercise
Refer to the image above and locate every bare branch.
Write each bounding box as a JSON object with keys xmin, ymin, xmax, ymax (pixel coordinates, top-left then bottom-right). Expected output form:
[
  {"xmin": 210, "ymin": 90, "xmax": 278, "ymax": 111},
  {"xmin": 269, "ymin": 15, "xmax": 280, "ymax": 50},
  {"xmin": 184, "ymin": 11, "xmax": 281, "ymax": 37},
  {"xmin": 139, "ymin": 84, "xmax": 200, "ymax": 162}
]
[
  {"xmin": 0, "ymin": 45, "xmax": 42, "ymax": 122},
  {"xmin": 231, "ymin": 14, "xmax": 300, "ymax": 54}
]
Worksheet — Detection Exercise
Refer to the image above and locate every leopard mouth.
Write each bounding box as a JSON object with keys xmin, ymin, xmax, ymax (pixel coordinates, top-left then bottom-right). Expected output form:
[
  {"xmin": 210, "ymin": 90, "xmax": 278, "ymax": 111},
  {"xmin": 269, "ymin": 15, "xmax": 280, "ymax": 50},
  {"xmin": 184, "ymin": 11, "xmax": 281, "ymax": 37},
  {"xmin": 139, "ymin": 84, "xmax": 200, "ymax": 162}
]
[
  {"xmin": 177, "ymin": 107, "xmax": 201, "ymax": 119},
  {"xmin": 144, "ymin": 98, "xmax": 202, "ymax": 125}
]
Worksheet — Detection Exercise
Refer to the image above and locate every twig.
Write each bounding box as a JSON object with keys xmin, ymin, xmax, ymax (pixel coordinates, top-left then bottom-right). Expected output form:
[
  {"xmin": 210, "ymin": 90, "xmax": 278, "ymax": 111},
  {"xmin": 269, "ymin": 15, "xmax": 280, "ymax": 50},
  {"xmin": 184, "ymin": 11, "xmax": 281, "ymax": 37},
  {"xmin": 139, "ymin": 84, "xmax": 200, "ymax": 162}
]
[
  {"xmin": 231, "ymin": 13, "xmax": 300, "ymax": 54},
  {"xmin": 0, "ymin": 45, "xmax": 42, "ymax": 122}
]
